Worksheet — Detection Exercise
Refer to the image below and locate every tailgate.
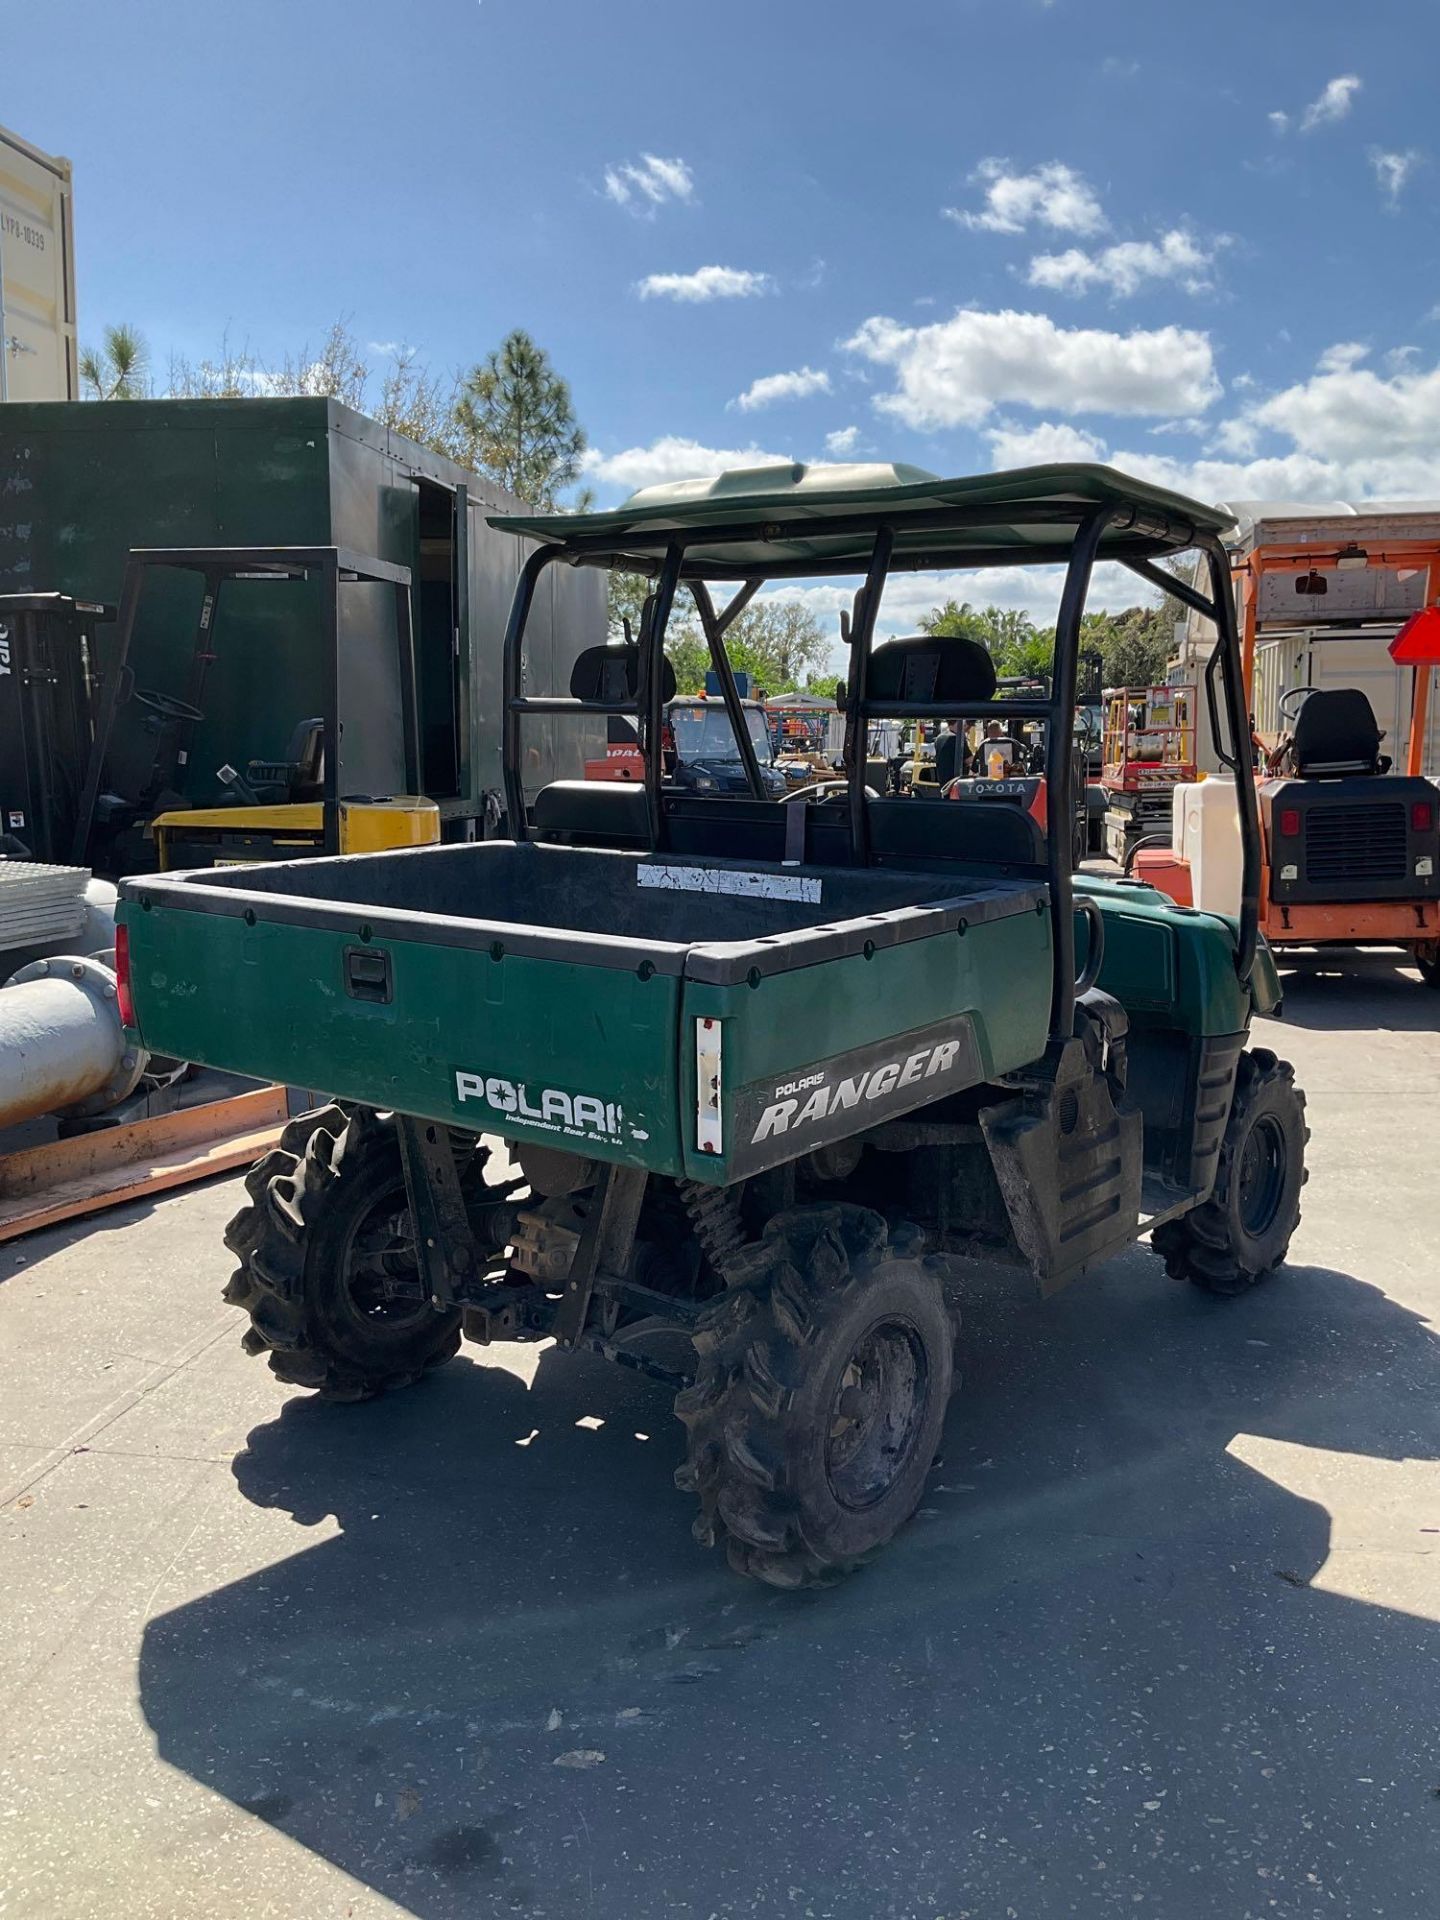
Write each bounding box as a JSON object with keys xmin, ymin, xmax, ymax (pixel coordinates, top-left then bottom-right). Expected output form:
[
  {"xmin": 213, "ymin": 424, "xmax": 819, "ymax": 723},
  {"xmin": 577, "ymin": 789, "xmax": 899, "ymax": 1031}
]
[{"xmin": 117, "ymin": 878, "xmax": 686, "ymax": 1176}]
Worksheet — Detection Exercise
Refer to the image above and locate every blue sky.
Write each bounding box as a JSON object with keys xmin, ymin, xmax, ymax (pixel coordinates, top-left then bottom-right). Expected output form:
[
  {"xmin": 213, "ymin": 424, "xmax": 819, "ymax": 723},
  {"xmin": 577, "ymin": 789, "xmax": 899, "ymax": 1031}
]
[{"xmin": 9, "ymin": 0, "xmax": 1438, "ymax": 627}]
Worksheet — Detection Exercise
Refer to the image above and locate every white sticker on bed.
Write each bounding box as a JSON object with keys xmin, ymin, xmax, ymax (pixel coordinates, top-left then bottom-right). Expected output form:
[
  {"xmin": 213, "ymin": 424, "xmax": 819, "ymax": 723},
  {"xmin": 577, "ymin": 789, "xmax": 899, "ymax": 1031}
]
[{"xmin": 636, "ymin": 864, "xmax": 821, "ymax": 903}]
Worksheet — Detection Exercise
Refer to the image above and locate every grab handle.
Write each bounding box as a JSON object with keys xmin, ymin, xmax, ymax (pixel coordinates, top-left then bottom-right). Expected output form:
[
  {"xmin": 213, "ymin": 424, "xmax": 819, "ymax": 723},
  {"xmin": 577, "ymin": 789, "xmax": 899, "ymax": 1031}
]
[{"xmin": 1075, "ymin": 897, "xmax": 1105, "ymax": 996}]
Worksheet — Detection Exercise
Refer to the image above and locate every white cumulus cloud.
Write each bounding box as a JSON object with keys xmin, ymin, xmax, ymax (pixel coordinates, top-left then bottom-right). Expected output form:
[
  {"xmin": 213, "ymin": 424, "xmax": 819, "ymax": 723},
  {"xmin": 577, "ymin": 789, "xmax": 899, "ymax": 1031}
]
[
  {"xmin": 1027, "ymin": 228, "xmax": 1220, "ymax": 299},
  {"xmin": 582, "ymin": 436, "xmax": 793, "ymax": 495},
  {"xmin": 985, "ymin": 420, "xmax": 1107, "ymax": 468},
  {"xmin": 944, "ymin": 159, "xmax": 1106, "ymax": 237},
  {"xmin": 637, "ymin": 265, "xmax": 771, "ymax": 302},
  {"xmin": 1370, "ymin": 147, "xmax": 1422, "ymax": 206},
  {"xmin": 758, "ymin": 559, "xmax": 1155, "ymax": 641},
  {"xmin": 1109, "ymin": 343, "xmax": 1440, "ymax": 504},
  {"xmin": 843, "ymin": 306, "xmax": 1222, "ymax": 429},
  {"xmin": 603, "ymin": 153, "xmax": 695, "ymax": 212},
  {"xmin": 731, "ymin": 366, "xmax": 831, "ymax": 412},
  {"xmin": 1300, "ymin": 74, "xmax": 1361, "ymax": 132},
  {"xmin": 824, "ymin": 425, "xmax": 862, "ymax": 456}
]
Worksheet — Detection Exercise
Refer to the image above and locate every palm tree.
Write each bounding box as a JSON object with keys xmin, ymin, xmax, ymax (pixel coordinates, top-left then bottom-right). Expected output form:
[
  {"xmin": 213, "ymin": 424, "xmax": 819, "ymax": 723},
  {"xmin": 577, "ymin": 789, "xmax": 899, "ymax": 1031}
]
[{"xmin": 79, "ymin": 323, "xmax": 149, "ymax": 400}]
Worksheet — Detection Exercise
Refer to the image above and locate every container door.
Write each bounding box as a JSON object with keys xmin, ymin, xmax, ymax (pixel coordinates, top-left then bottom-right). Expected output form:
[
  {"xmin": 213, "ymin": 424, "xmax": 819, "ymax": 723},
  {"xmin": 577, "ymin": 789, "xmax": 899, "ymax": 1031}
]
[{"xmin": 413, "ymin": 477, "xmax": 464, "ymax": 800}]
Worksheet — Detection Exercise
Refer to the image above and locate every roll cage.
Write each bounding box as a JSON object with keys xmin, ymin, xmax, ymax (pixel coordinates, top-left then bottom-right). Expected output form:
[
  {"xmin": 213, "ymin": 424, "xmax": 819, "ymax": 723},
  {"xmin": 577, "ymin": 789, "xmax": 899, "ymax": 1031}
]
[{"xmin": 492, "ymin": 464, "xmax": 1260, "ymax": 1045}]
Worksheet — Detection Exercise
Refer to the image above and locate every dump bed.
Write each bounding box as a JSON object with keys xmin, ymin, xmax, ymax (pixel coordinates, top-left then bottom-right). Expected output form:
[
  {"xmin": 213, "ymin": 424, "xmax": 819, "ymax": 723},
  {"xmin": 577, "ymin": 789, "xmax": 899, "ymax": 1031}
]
[{"xmin": 117, "ymin": 841, "xmax": 1051, "ymax": 1186}]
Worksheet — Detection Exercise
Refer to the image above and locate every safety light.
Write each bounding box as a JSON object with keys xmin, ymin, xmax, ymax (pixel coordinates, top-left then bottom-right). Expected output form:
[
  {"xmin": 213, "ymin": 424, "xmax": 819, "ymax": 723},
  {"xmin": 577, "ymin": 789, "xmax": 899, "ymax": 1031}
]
[
  {"xmin": 1279, "ymin": 808, "xmax": 1302, "ymax": 837},
  {"xmin": 1412, "ymin": 800, "xmax": 1435, "ymax": 835},
  {"xmin": 114, "ymin": 922, "xmax": 136, "ymax": 1029},
  {"xmin": 1335, "ymin": 544, "xmax": 1369, "ymax": 570}
]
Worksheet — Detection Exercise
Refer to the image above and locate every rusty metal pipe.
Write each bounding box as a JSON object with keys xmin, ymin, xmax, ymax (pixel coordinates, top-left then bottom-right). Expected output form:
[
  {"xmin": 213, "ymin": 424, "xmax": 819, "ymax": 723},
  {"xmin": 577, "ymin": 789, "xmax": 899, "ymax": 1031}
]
[{"xmin": 0, "ymin": 955, "xmax": 147, "ymax": 1128}]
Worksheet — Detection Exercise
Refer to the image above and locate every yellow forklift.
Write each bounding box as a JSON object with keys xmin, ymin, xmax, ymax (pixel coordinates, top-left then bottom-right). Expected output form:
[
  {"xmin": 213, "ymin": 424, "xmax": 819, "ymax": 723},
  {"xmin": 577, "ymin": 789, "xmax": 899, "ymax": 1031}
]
[{"xmin": 72, "ymin": 546, "xmax": 442, "ymax": 870}]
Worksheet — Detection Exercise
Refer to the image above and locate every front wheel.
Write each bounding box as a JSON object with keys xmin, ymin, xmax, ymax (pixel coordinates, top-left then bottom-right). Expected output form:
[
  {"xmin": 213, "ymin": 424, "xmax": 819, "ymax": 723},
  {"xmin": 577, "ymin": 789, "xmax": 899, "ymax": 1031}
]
[
  {"xmin": 223, "ymin": 1105, "xmax": 464, "ymax": 1400},
  {"xmin": 675, "ymin": 1204, "xmax": 954, "ymax": 1587},
  {"xmin": 1150, "ymin": 1049, "xmax": 1308, "ymax": 1296}
]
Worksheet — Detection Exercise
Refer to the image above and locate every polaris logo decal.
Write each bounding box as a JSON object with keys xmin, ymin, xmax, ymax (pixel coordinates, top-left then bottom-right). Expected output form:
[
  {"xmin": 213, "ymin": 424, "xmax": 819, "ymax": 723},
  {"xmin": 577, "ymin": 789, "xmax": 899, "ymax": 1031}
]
[
  {"xmin": 454, "ymin": 1070, "xmax": 631, "ymax": 1144},
  {"xmin": 728, "ymin": 1016, "xmax": 982, "ymax": 1179},
  {"xmin": 0, "ymin": 635, "xmax": 10, "ymax": 678},
  {"xmin": 752, "ymin": 1038, "xmax": 965, "ymax": 1142}
]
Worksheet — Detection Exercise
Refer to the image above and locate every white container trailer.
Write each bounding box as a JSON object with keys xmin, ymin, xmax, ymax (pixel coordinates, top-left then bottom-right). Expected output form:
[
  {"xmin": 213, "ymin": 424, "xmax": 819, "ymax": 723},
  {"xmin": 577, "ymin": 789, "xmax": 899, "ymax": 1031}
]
[{"xmin": 0, "ymin": 124, "xmax": 77, "ymax": 403}]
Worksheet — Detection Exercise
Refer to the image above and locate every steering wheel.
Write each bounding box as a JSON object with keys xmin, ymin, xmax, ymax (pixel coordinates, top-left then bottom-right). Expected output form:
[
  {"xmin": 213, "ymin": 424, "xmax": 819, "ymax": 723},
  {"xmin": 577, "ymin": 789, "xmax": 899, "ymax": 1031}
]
[
  {"xmin": 779, "ymin": 779, "xmax": 879, "ymax": 804},
  {"xmin": 133, "ymin": 687, "xmax": 204, "ymax": 723},
  {"xmin": 1277, "ymin": 687, "xmax": 1317, "ymax": 724}
]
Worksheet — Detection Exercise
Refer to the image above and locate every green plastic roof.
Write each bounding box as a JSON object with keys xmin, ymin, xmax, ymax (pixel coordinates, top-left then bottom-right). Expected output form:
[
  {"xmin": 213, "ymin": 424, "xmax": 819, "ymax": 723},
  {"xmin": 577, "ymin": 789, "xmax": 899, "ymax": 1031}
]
[{"xmin": 489, "ymin": 460, "xmax": 1234, "ymax": 575}]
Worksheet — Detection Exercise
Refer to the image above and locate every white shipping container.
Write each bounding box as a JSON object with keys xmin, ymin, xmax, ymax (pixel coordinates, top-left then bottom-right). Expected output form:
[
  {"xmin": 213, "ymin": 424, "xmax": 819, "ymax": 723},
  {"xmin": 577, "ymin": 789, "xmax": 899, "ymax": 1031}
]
[{"xmin": 0, "ymin": 122, "xmax": 77, "ymax": 402}]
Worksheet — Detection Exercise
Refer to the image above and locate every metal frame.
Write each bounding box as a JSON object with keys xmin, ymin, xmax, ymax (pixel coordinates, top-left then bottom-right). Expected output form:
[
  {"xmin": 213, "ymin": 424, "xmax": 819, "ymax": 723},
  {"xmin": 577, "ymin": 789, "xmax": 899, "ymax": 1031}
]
[
  {"xmin": 497, "ymin": 500, "xmax": 1261, "ymax": 1027},
  {"xmin": 71, "ymin": 546, "xmax": 417, "ymax": 862}
]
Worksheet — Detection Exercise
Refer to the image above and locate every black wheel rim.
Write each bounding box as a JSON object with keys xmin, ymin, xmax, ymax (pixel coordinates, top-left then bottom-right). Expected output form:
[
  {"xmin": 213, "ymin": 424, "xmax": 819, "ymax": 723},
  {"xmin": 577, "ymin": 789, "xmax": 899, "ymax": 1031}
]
[
  {"xmin": 339, "ymin": 1176, "xmax": 432, "ymax": 1338},
  {"xmin": 825, "ymin": 1317, "xmax": 931, "ymax": 1511},
  {"xmin": 1237, "ymin": 1114, "xmax": 1287, "ymax": 1237}
]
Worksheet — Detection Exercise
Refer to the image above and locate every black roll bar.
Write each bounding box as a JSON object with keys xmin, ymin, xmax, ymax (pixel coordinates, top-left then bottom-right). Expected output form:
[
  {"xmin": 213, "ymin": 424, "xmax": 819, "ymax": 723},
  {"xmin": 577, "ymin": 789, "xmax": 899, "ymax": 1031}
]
[{"xmin": 1201, "ymin": 535, "xmax": 1261, "ymax": 983}]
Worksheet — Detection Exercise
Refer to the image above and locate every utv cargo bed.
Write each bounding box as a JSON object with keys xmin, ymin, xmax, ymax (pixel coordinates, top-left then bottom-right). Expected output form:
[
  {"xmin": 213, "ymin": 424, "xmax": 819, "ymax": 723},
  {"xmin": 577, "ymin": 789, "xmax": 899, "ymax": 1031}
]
[{"xmin": 119, "ymin": 841, "xmax": 1050, "ymax": 1185}]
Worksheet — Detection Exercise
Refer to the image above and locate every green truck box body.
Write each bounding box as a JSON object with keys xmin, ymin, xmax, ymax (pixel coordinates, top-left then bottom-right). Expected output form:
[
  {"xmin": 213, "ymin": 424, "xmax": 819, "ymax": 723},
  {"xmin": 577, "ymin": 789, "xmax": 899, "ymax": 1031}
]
[
  {"xmin": 0, "ymin": 397, "xmax": 604, "ymax": 828},
  {"xmin": 118, "ymin": 843, "xmax": 1264, "ymax": 1187}
]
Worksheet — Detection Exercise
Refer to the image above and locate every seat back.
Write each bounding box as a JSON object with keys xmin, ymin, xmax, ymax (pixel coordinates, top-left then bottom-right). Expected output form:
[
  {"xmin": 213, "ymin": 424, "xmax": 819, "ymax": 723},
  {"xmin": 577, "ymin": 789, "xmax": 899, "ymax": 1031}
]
[
  {"xmin": 1292, "ymin": 688, "xmax": 1383, "ymax": 776},
  {"xmin": 866, "ymin": 634, "xmax": 997, "ymax": 705},
  {"xmin": 531, "ymin": 780, "xmax": 651, "ymax": 847},
  {"xmin": 568, "ymin": 642, "xmax": 676, "ymax": 705}
]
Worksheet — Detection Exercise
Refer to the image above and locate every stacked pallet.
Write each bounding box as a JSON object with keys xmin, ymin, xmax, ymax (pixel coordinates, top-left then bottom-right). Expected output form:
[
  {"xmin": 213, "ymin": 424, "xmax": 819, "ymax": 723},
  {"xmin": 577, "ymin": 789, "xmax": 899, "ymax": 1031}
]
[{"xmin": 0, "ymin": 862, "xmax": 90, "ymax": 959}]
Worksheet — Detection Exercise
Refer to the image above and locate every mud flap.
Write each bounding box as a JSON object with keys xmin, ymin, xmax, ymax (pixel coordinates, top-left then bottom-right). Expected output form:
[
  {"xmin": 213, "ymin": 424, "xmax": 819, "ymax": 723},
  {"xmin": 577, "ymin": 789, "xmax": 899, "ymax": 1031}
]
[{"xmin": 980, "ymin": 1029, "xmax": 1143, "ymax": 1295}]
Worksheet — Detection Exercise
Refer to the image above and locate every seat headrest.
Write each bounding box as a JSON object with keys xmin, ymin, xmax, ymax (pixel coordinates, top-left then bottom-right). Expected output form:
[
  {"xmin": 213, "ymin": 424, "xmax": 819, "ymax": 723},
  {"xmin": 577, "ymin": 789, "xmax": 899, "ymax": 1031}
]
[
  {"xmin": 866, "ymin": 635, "xmax": 997, "ymax": 707},
  {"xmin": 1291, "ymin": 687, "xmax": 1383, "ymax": 776},
  {"xmin": 569, "ymin": 643, "xmax": 677, "ymax": 707}
]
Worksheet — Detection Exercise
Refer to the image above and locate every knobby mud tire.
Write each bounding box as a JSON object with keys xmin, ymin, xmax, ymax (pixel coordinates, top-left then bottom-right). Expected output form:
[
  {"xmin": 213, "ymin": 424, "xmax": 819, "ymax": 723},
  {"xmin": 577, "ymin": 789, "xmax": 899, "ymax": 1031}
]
[
  {"xmin": 675, "ymin": 1203, "xmax": 955, "ymax": 1588},
  {"xmin": 223, "ymin": 1104, "xmax": 462, "ymax": 1401},
  {"xmin": 1150, "ymin": 1049, "xmax": 1309, "ymax": 1297}
]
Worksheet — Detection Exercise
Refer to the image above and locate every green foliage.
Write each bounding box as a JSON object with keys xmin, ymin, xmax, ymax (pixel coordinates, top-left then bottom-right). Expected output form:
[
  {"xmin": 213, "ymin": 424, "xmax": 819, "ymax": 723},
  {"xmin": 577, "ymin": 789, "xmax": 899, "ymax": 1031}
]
[
  {"xmin": 918, "ymin": 599, "xmax": 1050, "ymax": 679},
  {"xmin": 453, "ymin": 329, "xmax": 587, "ymax": 508},
  {"xmin": 1080, "ymin": 605, "xmax": 1178, "ymax": 690},
  {"xmin": 79, "ymin": 323, "xmax": 149, "ymax": 400},
  {"xmin": 918, "ymin": 590, "xmax": 1181, "ymax": 692}
]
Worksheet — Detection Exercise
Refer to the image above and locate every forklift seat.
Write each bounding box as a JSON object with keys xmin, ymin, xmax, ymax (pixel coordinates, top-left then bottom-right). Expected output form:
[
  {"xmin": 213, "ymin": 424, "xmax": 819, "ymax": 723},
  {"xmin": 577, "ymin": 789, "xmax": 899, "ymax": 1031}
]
[{"xmin": 1291, "ymin": 688, "xmax": 1386, "ymax": 777}]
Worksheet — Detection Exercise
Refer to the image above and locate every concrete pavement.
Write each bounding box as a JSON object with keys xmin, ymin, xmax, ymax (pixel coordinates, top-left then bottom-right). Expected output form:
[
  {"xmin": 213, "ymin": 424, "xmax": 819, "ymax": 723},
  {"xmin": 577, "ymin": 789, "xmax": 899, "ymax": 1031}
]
[{"xmin": 2, "ymin": 952, "xmax": 1438, "ymax": 1919}]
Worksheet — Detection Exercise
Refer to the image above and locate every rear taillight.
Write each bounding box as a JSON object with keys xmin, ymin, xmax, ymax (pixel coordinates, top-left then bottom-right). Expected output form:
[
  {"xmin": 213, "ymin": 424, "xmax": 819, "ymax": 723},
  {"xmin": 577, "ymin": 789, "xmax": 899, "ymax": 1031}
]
[
  {"xmin": 114, "ymin": 922, "xmax": 136, "ymax": 1028},
  {"xmin": 1412, "ymin": 800, "xmax": 1435, "ymax": 834},
  {"xmin": 1279, "ymin": 808, "xmax": 1301, "ymax": 837}
]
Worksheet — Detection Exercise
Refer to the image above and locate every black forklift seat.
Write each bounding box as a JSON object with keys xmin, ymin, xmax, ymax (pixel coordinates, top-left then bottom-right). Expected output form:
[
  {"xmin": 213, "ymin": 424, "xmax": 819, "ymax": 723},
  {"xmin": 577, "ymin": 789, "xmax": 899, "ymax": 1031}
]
[{"xmin": 1291, "ymin": 688, "xmax": 1386, "ymax": 777}]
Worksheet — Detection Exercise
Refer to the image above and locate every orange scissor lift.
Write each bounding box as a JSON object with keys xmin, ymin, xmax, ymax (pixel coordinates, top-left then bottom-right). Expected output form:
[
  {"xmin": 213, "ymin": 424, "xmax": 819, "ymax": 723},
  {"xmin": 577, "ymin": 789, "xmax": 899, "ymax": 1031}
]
[
  {"xmin": 1099, "ymin": 683, "xmax": 1197, "ymax": 866},
  {"xmin": 1134, "ymin": 534, "xmax": 1440, "ymax": 986}
]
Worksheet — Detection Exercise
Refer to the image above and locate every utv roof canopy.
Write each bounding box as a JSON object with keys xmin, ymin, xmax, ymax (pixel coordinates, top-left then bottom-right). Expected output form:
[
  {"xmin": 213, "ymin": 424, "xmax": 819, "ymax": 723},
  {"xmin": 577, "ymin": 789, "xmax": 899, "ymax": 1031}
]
[{"xmin": 490, "ymin": 460, "xmax": 1235, "ymax": 579}]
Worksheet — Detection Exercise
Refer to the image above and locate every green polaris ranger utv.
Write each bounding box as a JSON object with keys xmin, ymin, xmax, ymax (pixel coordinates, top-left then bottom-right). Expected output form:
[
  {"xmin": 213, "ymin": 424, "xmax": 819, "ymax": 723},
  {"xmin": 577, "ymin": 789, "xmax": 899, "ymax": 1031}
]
[{"xmin": 116, "ymin": 463, "xmax": 1307, "ymax": 1588}]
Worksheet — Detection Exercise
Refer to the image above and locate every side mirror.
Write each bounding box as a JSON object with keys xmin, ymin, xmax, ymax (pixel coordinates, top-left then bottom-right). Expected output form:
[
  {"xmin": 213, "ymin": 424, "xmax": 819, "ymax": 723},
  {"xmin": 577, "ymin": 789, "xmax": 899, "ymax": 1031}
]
[{"xmin": 834, "ymin": 679, "xmax": 847, "ymax": 711}]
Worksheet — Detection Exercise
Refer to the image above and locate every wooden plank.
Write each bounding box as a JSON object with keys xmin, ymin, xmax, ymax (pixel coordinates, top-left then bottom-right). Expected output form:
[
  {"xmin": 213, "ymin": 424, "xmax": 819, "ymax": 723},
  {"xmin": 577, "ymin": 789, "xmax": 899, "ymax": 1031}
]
[{"xmin": 0, "ymin": 1086, "xmax": 289, "ymax": 1242}]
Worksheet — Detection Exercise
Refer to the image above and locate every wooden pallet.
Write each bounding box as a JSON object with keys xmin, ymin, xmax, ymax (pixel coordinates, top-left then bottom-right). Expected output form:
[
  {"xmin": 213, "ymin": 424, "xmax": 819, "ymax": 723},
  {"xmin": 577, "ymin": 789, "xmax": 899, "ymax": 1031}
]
[{"xmin": 0, "ymin": 1085, "xmax": 287, "ymax": 1243}]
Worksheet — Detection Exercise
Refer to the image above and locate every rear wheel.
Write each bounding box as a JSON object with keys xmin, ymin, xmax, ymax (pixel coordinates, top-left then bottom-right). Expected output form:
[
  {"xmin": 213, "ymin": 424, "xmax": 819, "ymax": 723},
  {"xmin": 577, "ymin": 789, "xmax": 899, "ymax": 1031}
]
[
  {"xmin": 1415, "ymin": 945, "xmax": 1440, "ymax": 989},
  {"xmin": 223, "ymin": 1104, "xmax": 464, "ymax": 1400},
  {"xmin": 675, "ymin": 1204, "xmax": 954, "ymax": 1587},
  {"xmin": 1151, "ymin": 1049, "xmax": 1308, "ymax": 1296}
]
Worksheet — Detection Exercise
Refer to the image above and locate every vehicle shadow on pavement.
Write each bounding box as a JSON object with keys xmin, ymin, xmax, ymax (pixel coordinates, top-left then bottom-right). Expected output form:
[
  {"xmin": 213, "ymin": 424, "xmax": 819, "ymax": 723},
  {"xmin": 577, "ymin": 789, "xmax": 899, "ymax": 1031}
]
[
  {"xmin": 139, "ymin": 1248, "xmax": 1440, "ymax": 1920},
  {"xmin": 1273, "ymin": 953, "xmax": 1437, "ymax": 1032}
]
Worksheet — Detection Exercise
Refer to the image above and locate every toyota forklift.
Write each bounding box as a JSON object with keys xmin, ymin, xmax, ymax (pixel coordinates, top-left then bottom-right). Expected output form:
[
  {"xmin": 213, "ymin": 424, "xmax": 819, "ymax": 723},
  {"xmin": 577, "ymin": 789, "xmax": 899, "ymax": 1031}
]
[{"xmin": 117, "ymin": 462, "xmax": 1307, "ymax": 1588}]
